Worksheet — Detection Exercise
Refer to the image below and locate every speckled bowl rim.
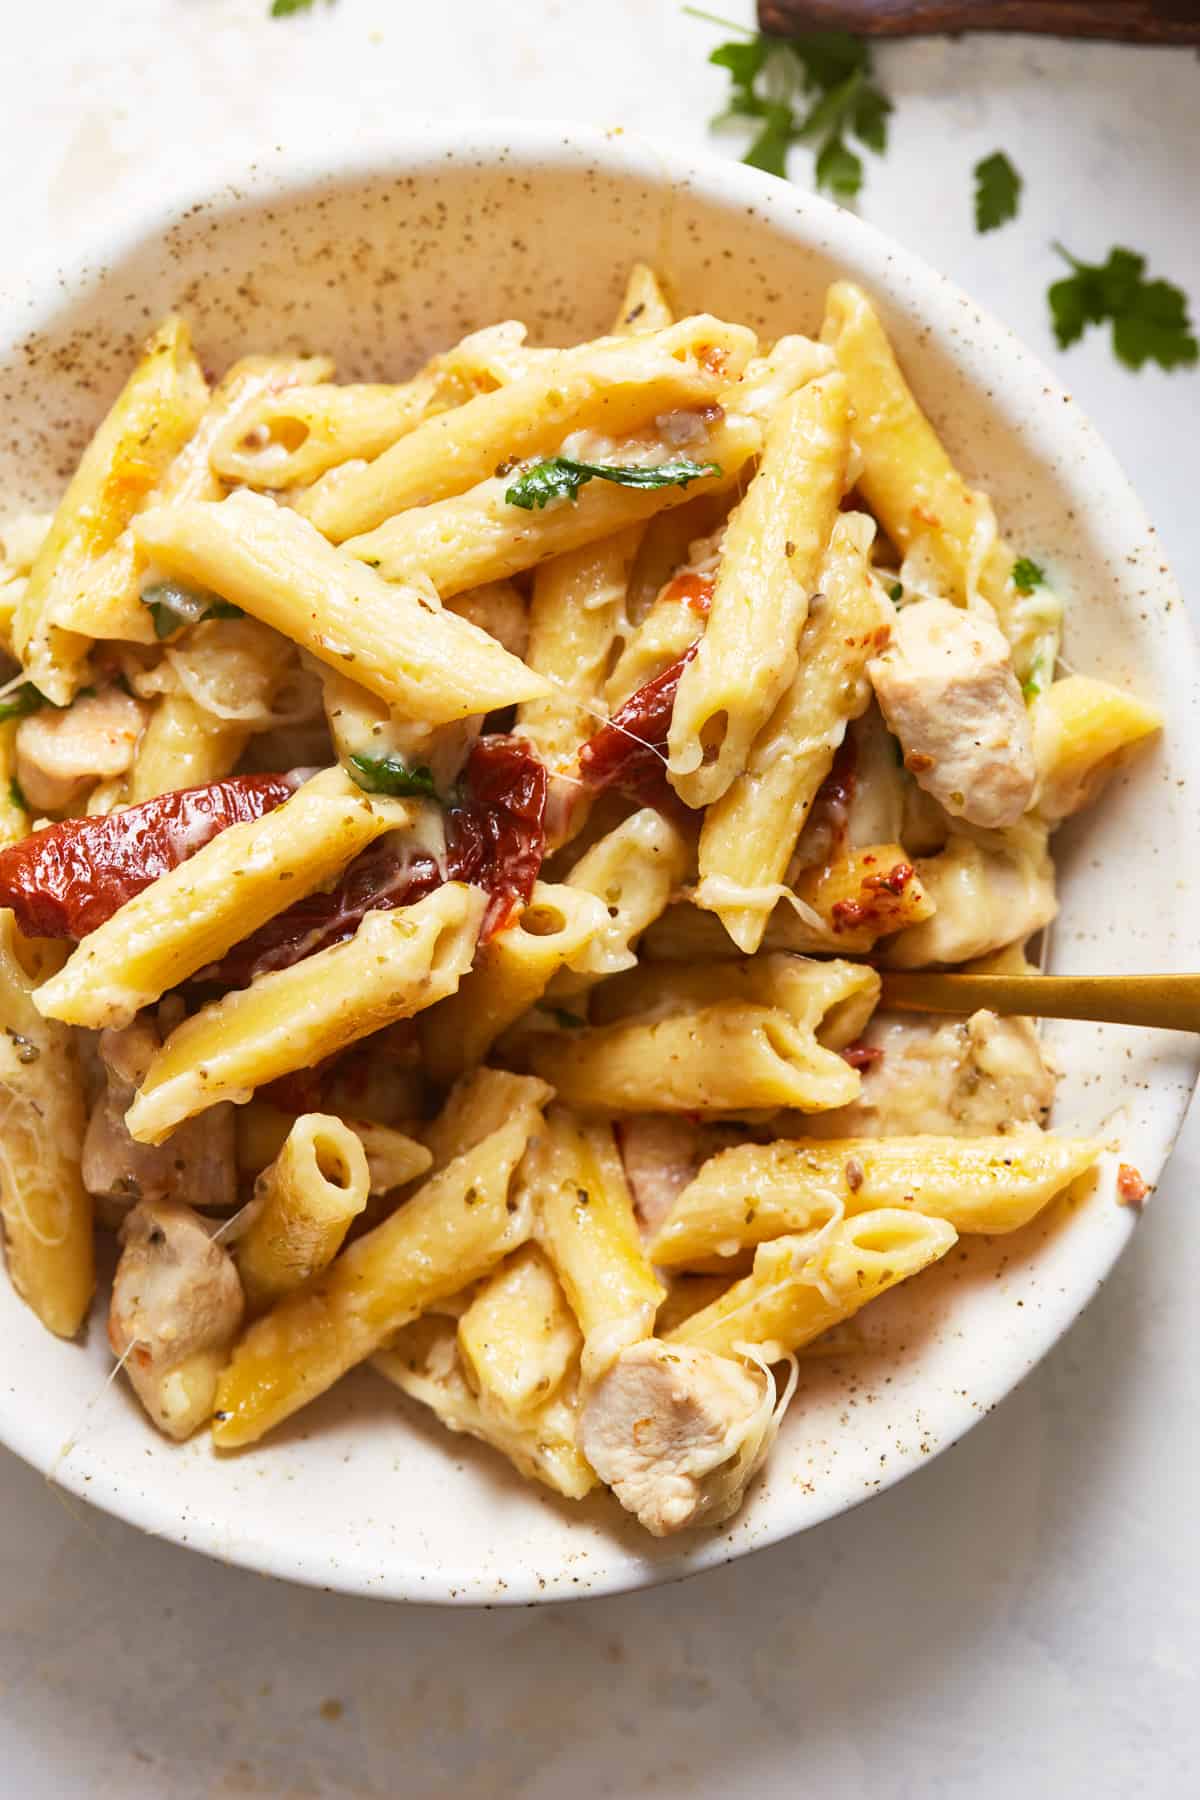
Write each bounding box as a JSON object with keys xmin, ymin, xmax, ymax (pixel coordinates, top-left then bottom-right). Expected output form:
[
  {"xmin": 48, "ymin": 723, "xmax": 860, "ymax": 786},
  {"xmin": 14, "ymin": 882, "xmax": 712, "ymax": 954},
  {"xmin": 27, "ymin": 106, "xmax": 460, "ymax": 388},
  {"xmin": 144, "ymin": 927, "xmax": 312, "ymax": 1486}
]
[{"xmin": 1, "ymin": 118, "xmax": 1197, "ymax": 1605}]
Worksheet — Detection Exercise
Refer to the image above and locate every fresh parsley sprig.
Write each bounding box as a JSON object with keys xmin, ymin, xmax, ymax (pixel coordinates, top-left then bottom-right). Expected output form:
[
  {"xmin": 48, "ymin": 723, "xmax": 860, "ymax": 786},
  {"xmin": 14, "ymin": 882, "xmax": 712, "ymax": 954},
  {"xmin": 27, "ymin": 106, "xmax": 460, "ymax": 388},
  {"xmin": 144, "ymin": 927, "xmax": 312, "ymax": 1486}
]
[
  {"xmin": 689, "ymin": 9, "xmax": 891, "ymax": 198},
  {"xmin": 974, "ymin": 152, "xmax": 1021, "ymax": 234},
  {"xmin": 1011, "ymin": 557, "xmax": 1046, "ymax": 596},
  {"xmin": 504, "ymin": 455, "xmax": 720, "ymax": 512},
  {"xmin": 141, "ymin": 581, "xmax": 243, "ymax": 640},
  {"xmin": 346, "ymin": 752, "xmax": 439, "ymax": 800},
  {"xmin": 1049, "ymin": 245, "xmax": 1198, "ymax": 373}
]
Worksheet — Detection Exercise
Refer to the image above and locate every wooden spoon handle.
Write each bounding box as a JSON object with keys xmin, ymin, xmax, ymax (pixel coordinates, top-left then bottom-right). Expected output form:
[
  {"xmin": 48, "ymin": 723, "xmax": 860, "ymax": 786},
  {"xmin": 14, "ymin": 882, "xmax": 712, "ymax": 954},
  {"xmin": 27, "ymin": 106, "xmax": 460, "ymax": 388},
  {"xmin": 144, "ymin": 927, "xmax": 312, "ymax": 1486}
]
[
  {"xmin": 759, "ymin": 1, "xmax": 1200, "ymax": 44},
  {"xmin": 879, "ymin": 972, "xmax": 1200, "ymax": 1032}
]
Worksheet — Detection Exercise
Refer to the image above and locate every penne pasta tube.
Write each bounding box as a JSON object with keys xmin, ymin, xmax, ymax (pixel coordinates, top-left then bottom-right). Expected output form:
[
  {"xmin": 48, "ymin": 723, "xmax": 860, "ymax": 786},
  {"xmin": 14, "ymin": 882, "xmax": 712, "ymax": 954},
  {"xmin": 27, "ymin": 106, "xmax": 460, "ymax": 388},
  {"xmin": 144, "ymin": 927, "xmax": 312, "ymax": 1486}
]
[
  {"xmin": 643, "ymin": 843, "xmax": 935, "ymax": 962},
  {"xmin": 588, "ymin": 953, "xmax": 881, "ymax": 1047},
  {"xmin": 35, "ymin": 768, "xmax": 399, "ymax": 1030},
  {"xmin": 456, "ymin": 1243, "xmax": 582, "ymax": 1418},
  {"xmin": 419, "ymin": 882, "xmax": 609, "ymax": 1084},
  {"xmin": 1030, "ymin": 674, "xmax": 1162, "ymax": 823},
  {"xmin": 15, "ymin": 316, "xmax": 210, "ymax": 701},
  {"xmin": 524, "ymin": 1106, "xmax": 665, "ymax": 1379},
  {"xmin": 125, "ymin": 883, "xmax": 486, "ymax": 1145},
  {"xmin": 550, "ymin": 808, "xmax": 692, "ymax": 996},
  {"xmin": 212, "ymin": 1079, "xmax": 550, "ymax": 1446},
  {"xmin": 668, "ymin": 1210, "xmax": 958, "ymax": 1358},
  {"xmin": 133, "ymin": 490, "xmax": 550, "ymax": 720},
  {"xmin": 516, "ymin": 526, "xmax": 642, "ymax": 780},
  {"xmin": 125, "ymin": 692, "xmax": 250, "ymax": 803},
  {"xmin": 668, "ymin": 372, "xmax": 850, "ymax": 807},
  {"xmin": 884, "ymin": 829, "xmax": 1057, "ymax": 969},
  {"xmin": 694, "ymin": 511, "xmax": 889, "ymax": 952},
  {"xmin": 373, "ymin": 1314, "xmax": 596, "ymax": 1500},
  {"xmin": 420, "ymin": 1066, "xmax": 550, "ymax": 1174},
  {"xmin": 649, "ymin": 1132, "xmax": 1103, "ymax": 1268},
  {"xmin": 235, "ymin": 1112, "xmax": 371, "ymax": 1312},
  {"xmin": 821, "ymin": 282, "xmax": 1060, "ymax": 680},
  {"xmin": 65, "ymin": 353, "xmax": 334, "ymax": 644},
  {"xmin": 342, "ymin": 411, "xmax": 762, "ymax": 597},
  {"xmin": 211, "ymin": 379, "xmax": 447, "ymax": 491},
  {"xmin": 0, "ymin": 916, "xmax": 94, "ymax": 1337},
  {"xmin": 299, "ymin": 315, "xmax": 757, "ymax": 540}
]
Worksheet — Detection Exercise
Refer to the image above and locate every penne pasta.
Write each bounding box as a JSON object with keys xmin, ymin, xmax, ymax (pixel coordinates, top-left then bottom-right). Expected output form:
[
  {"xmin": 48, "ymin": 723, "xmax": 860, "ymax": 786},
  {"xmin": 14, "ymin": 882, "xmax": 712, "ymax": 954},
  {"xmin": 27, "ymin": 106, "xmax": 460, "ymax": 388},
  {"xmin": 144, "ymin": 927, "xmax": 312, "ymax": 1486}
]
[
  {"xmin": 456, "ymin": 1243, "xmax": 583, "ymax": 1418},
  {"xmin": 299, "ymin": 314, "xmax": 756, "ymax": 540},
  {"xmin": 668, "ymin": 372, "xmax": 850, "ymax": 807},
  {"xmin": 15, "ymin": 316, "xmax": 210, "ymax": 701},
  {"xmin": 418, "ymin": 882, "xmax": 609, "ymax": 1083},
  {"xmin": 125, "ymin": 883, "xmax": 486, "ymax": 1145},
  {"xmin": 133, "ymin": 490, "xmax": 550, "ymax": 720},
  {"xmin": 550, "ymin": 808, "xmax": 691, "ymax": 995},
  {"xmin": 0, "ymin": 916, "xmax": 94, "ymax": 1337},
  {"xmin": 212, "ymin": 1076, "xmax": 550, "ymax": 1446},
  {"xmin": 235, "ymin": 1112, "xmax": 371, "ymax": 1312},
  {"xmin": 35, "ymin": 768, "xmax": 399, "ymax": 1030},
  {"xmin": 694, "ymin": 511, "xmax": 888, "ymax": 952},
  {"xmin": 374, "ymin": 1314, "xmax": 596, "ymax": 1500},
  {"xmin": 342, "ymin": 411, "xmax": 762, "ymax": 597},
  {"xmin": 64, "ymin": 353, "xmax": 334, "ymax": 645},
  {"xmin": 612, "ymin": 263, "xmax": 675, "ymax": 335},
  {"xmin": 1031, "ymin": 673, "xmax": 1162, "ymax": 822},
  {"xmin": 524, "ymin": 1105, "xmax": 665, "ymax": 1378},
  {"xmin": 648, "ymin": 1131, "xmax": 1104, "ymax": 1268},
  {"xmin": 668, "ymin": 1209, "xmax": 957, "ymax": 1358}
]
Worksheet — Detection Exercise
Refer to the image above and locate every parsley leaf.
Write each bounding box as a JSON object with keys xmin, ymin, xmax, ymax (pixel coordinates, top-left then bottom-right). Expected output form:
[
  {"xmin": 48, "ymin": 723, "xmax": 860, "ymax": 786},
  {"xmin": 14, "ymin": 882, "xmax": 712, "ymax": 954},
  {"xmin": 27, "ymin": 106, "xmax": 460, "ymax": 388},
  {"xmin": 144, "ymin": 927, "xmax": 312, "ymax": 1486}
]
[
  {"xmin": 141, "ymin": 581, "xmax": 243, "ymax": 639},
  {"xmin": 505, "ymin": 455, "xmax": 720, "ymax": 512},
  {"xmin": 1021, "ymin": 656, "xmax": 1047, "ymax": 703},
  {"xmin": 8, "ymin": 776, "xmax": 27, "ymax": 813},
  {"xmin": 270, "ymin": 0, "xmax": 324, "ymax": 15},
  {"xmin": 974, "ymin": 152, "xmax": 1021, "ymax": 234},
  {"xmin": 346, "ymin": 753, "xmax": 439, "ymax": 800},
  {"xmin": 693, "ymin": 13, "xmax": 890, "ymax": 199},
  {"xmin": 1011, "ymin": 557, "xmax": 1046, "ymax": 595},
  {"xmin": 1049, "ymin": 244, "xmax": 1198, "ymax": 372},
  {"xmin": 0, "ymin": 682, "xmax": 47, "ymax": 725}
]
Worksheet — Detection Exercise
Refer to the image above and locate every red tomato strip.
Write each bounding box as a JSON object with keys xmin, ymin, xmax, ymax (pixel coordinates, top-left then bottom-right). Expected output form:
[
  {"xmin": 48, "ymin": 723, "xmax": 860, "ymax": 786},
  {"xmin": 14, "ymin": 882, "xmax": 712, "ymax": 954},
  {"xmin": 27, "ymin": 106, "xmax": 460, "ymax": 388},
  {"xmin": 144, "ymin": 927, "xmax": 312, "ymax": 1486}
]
[
  {"xmin": 205, "ymin": 736, "xmax": 547, "ymax": 988},
  {"xmin": 0, "ymin": 774, "xmax": 295, "ymax": 940},
  {"xmin": 578, "ymin": 645, "xmax": 698, "ymax": 812}
]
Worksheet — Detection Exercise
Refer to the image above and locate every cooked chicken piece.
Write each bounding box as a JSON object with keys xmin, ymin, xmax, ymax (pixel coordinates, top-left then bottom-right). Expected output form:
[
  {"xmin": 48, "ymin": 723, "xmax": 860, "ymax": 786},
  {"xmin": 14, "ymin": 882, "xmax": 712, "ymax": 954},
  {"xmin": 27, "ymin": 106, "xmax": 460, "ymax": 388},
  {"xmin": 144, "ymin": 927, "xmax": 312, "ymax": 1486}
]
[
  {"xmin": 868, "ymin": 599, "xmax": 1035, "ymax": 829},
  {"xmin": 617, "ymin": 1116, "xmax": 744, "ymax": 1241},
  {"xmin": 108, "ymin": 1198, "xmax": 245, "ymax": 1441},
  {"xmin": 83, "ymin": 1020, "xmax": 237, "ymax": 1229},
  {"xmin": 15, "ymin": 685, "xmax": 147, "ymax": 814},
  {"xmin": 580, "ymin": 1339, "xmax": 778, "ymax": 1536},
  {"xmin": 804, "ymin": 1008, "xmax": 1056, "ymax": 1139}
]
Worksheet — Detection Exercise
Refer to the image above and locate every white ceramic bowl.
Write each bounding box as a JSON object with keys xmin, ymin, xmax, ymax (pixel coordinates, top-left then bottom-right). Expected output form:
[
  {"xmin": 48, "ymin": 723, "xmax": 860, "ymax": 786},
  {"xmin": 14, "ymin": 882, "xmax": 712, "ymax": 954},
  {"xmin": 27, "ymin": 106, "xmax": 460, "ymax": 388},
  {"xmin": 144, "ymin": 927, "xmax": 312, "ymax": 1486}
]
[{"xmin": 1, "ymin": 122, "xmax": 1197, "ymax": 1605}]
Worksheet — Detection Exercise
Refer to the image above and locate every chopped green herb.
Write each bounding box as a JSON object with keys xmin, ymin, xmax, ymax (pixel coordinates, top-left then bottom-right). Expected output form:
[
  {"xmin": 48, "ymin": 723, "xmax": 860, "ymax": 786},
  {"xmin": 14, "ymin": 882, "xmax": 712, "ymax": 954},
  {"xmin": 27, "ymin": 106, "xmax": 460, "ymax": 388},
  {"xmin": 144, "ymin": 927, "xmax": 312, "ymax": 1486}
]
[
  {"xmin": 346, "ymin": 752, "xmax": 439, "ymax": 799},
  {"xmin": 690, "ymin": 11, "xmax": 891, "ymax": 198},
  {"xmin": 1049, "ymin": 244, "xmax": 1198, "ymax": 372},
  {"xmin": 0, "ymin": 682, "xmax": 47, "ymax": 725},
  {"xmin": 888, "ymin": 581, "xmax": 904, "ymax": 603},
  {"xmin": 505, "ymin": 455, "xmax": 720, "ymax": 512},
  {"xmin": 142, "ymin": 581, "xmax": 243, "ymax": 639},
  {"xmin": 1011, "ymin": 557, "xmax": 1046, "ymax": 595},
  {"xmin": 1021, "ymin": 657, "xmax": 1047, "ymax": 703},
  {"xmin": 270, "ymin": 0, "xmax": 326, "ymax": 15},
  {"xmin": 8, "ymin": 776, "xmax": 27, "ymax": 813},
  {"xmin": 973, "ymin": 152, "xmax": 1021, "ymax": 234}
]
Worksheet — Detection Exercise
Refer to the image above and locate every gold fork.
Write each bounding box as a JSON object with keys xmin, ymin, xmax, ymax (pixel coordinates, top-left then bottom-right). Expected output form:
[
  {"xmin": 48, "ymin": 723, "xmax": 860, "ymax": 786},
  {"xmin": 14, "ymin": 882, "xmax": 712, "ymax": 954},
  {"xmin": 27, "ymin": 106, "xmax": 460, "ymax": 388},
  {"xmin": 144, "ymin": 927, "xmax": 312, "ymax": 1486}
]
[{"xmin": 879, "ymin": 973, "xmax": 1200, "ymax": 1033}]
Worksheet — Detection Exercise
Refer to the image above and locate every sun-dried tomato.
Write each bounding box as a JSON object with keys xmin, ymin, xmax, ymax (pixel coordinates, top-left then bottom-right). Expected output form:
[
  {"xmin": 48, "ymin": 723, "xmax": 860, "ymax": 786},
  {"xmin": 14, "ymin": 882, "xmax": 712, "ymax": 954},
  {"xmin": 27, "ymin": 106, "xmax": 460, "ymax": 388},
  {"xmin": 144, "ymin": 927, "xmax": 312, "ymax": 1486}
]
[
  {"xmin": 664, "ymin": 572, "xmax": 714, "ymax": 616},
  {"xmin": 445, "ymin": 735, "xmax": 547, "ymax": 939},
  {"xmin": 578, "ymin": 645, "xmax": 698, "ymax": 813},
  {"xmin": 0, "ymin": 774, "xmax": 295, "ymax": 940},
  {"xmin": 206, "ymin": 736, "xmax": 547, "ymax": 987}
]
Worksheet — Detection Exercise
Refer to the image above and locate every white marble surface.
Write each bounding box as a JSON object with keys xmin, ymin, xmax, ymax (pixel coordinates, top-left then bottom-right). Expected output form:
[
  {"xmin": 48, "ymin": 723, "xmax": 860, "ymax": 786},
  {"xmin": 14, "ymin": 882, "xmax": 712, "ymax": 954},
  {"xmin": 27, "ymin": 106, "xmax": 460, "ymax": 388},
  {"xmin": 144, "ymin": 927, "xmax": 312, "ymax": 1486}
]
[{"xmin": 2, "ymin": 2, "xmax": 1199, "ymax": 1793}]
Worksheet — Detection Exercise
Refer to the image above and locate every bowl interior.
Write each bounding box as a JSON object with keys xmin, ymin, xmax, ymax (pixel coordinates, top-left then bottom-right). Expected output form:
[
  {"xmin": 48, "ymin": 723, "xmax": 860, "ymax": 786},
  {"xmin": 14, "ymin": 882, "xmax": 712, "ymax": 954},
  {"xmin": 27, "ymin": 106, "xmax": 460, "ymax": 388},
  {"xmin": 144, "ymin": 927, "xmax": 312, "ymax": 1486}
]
[{"xmin": 1, "ymin": 126, "xmax": 1197, "ymax": 1603}]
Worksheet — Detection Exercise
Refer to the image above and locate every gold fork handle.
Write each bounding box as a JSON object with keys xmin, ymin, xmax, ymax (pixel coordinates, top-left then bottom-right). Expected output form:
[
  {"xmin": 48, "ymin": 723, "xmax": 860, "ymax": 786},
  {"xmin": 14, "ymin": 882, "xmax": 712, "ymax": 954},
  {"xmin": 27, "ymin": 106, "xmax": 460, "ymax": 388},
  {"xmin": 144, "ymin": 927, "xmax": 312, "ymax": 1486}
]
[{"xmin": 879, "ymin": 972, "xmax": 1200, "ymax": 1033}]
